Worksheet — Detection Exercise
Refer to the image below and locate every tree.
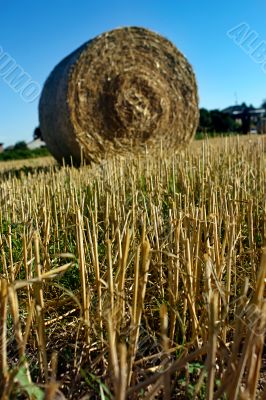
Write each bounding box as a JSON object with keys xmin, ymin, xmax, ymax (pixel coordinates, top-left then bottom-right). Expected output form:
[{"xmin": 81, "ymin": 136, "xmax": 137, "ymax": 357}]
[
  {"xmin": 198, "ymin": 108, "xmax": 239, "ymax": 133},
  {"xmin": 198, "ymin": 108, "xmax": 212, "ymax": 132},
  {"xmin": 261, "ymin": 100, "xmax": 266, "ymax": 117},
  {"xmin": 210, "ymin": 110, "xmax": 239, "ymax": 133},
  {"xmin": 241, "ymin": 107, "xmax": 250, "ymax": 134},
  {"xmin": 14, "ymin": 141, "xmax": 27, "ymax": 150},
  {"xmin": 33, "ymin": 127, "xmax": 43, "ymax": 140}
]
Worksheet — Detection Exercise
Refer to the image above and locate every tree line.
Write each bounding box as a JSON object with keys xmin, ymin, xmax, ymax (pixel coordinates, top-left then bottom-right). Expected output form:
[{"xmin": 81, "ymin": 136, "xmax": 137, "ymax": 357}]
[{"xmin": 198, "ymin": 101, "xmax": 266, "ymax": 134}]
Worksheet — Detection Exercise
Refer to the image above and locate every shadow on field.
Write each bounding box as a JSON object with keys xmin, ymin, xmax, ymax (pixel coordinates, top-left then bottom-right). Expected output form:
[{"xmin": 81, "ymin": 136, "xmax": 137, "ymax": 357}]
[{"xmin": 0, "ymin": 164, "xmax": 58, "ymax": 179}]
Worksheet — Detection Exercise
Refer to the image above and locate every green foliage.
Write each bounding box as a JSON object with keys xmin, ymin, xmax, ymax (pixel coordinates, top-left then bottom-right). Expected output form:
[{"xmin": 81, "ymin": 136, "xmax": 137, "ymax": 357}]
[
  {"xmin": 0, "ymin": 142, "xmax": 50, "ymax": 161},
  {"xmin": 57, "ymin": 262, "xmax": 80, "ymax": 290},
  {"xmin": 198, "ymin": 108, "xmax": 240, "ymax": 134},
  {"xmin": 13, "ymin": 366, "xmax": 44, "ymax": 400},
  {"xmin": 177, "ymin": 362, "xmax": 205, "ymax": 399},
  {"xmin": 80, "ymin": 369, "xmax": 112, "ymax": 399},
  {"xmin": 195, "ymin": 131, "xmax": 237, "ymax": 140},
  {"xmin": 198, "ymin": 108, "xmax": 212, "ymax": 131},
  {"xmin": 14, "ymin": 141, "xmax": 28, "ymax": 150},
  {"xmin": 177, "ymin": 363, "xmax": 226, "ymax": 399}
]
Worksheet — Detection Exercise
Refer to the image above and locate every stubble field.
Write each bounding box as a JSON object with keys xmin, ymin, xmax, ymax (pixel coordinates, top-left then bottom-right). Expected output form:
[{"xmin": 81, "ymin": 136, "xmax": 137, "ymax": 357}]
[{"xmin": 0, "ymin": 135, "xmax": 266, "ymax": 399}]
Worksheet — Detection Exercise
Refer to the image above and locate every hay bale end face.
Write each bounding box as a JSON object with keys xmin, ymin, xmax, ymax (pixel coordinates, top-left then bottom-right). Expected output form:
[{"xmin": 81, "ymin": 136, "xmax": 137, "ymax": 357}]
[{"xmin": 39, "ymin": 27, "xmax": 199, "ymax": 164}]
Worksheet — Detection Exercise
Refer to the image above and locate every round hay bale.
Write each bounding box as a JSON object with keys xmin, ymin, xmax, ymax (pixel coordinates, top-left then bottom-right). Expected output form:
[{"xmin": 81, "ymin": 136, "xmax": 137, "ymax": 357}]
[{"xmin": 39, "ymin": 27, "xmax": 199, "ymax": 165}]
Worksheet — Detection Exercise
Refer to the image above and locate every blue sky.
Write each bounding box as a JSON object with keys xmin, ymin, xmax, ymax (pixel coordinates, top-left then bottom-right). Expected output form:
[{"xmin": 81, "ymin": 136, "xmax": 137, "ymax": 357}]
[{"xmin": 0, "ymin": 0, "xmax": 266, "ymax": 146}]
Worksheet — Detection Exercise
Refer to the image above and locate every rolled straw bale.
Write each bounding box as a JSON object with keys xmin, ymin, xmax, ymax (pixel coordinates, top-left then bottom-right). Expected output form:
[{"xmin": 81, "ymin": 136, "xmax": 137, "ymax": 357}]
[{"xmin": 39, "ymin": 27, "xmax": 199, "ymax": 164}]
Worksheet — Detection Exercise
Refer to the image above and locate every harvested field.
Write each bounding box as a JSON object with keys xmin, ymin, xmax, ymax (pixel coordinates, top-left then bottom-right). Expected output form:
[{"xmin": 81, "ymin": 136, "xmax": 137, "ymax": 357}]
[
  {"xmin": 0, "ymin": 156, "xmax": 55, "ymax": 172},
  {"xmin": 0, "ymin": 135, "xmax": 266, "ymax": 399}
]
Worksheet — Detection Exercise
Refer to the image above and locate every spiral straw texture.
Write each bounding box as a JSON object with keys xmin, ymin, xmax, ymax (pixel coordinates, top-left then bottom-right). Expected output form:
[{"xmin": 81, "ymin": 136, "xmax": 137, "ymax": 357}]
[{"xmin": 39, "ymin": 27, "xmax": 199, "ymax": 164}]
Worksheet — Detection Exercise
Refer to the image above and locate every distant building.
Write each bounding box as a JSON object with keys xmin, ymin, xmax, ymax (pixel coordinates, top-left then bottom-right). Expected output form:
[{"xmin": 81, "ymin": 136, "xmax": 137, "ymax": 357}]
[
  {"xmin": 27, "ymin": 138, "xmax": 46, "ymax": 150},
  {"xmin": 222, "ymin": 105, "xmax": 266, "ymax": 134},
  {"xmin": 27, "ymin": 126, "xmax": 46, "ymax": 150},
  {"xmin": 257, "ymin": 117, "xmax": 266, "ymax": 134}
]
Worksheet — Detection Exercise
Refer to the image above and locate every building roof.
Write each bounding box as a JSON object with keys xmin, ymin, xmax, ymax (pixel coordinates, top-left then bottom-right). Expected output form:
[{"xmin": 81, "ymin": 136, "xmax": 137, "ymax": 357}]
[
  {"xmin": 27, "ymin": 138, "xmax": 46, "ymax": 150},
  {"xmin": 222, "ymin": 105, "xmax": 244, "ymax": 115},
  {"xmin": 222, "ymin": 105, "xmax": 265, "ymax": 116}
]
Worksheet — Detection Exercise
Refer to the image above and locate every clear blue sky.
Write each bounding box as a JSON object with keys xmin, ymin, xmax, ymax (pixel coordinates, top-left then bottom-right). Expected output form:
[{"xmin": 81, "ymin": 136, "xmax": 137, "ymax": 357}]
[{"xmin": 1, "ymin": 0, "xmax": 266, "ymax": 146}]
